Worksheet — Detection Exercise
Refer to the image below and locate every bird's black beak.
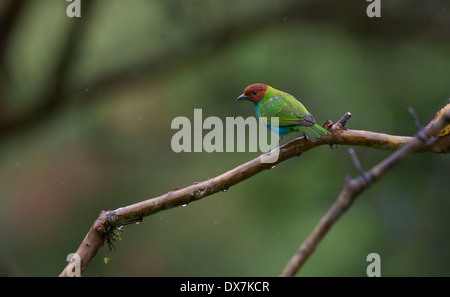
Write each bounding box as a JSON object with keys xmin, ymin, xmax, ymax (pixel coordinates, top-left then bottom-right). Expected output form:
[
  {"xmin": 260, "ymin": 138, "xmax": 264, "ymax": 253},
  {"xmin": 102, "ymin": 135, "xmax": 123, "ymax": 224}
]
[{"xmin": 236, "ymin": 94, "xmax": 249, "ymax": 101}]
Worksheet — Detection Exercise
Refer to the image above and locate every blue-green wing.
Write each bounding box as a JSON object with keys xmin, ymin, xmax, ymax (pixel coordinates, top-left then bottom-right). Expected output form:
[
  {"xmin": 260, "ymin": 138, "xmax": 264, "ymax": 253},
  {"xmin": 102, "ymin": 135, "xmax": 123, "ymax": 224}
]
[{"xmin": 257, "ymin": 93, "xmax": 315, "ymax": 127}]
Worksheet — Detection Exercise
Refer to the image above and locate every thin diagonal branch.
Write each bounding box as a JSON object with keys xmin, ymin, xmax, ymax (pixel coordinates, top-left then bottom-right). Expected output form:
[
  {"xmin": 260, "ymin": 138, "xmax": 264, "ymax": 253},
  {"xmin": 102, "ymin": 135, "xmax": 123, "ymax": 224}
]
[
  {"xmin": 280, "ymin": 103, "xmax": 450, "ymax": 277},
  {"xmin": 59, "ymin": 103, "xmax": 450, "ymax": 276}
]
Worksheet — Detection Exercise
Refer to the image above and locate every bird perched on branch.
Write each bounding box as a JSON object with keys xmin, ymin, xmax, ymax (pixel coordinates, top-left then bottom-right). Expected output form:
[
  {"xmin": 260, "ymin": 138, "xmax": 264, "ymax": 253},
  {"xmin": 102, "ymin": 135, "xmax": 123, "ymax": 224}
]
[{"xmin": 236, "ymin": 83, "xmax": 330, "ymax": 141}]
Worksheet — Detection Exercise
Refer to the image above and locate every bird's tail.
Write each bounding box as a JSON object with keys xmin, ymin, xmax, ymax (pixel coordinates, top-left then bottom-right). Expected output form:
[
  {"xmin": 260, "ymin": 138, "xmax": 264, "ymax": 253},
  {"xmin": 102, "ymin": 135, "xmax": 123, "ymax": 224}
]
[{"xmin": 298, "ymin": 123, "xmax": 330, "ymax": 142}]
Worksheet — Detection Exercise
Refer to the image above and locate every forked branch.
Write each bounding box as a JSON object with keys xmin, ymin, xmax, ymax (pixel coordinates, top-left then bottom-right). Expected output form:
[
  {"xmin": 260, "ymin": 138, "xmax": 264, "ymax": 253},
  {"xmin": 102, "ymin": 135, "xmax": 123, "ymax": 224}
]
[
  {"xmin": 280, "ymin": 103, "xmax": 450, "ymax": 276},
  {"xmin": 60, "ymin": 103, "xmax": 450, "ymax": 276}
]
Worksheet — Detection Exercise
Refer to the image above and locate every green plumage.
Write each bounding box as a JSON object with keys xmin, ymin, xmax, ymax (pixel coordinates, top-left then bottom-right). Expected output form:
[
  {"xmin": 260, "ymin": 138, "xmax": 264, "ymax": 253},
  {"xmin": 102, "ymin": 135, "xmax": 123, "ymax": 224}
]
[{"xmin": 256, "ymin": 86, "xmax": 330, "ymax": 141}]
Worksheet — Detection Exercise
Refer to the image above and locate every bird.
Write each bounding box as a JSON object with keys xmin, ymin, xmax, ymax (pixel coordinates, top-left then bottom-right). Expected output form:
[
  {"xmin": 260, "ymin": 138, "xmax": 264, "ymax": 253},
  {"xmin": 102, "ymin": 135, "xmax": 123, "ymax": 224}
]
[{"xmin": 236, "ymin": 83, "xmax": 330, "ymax": 142}]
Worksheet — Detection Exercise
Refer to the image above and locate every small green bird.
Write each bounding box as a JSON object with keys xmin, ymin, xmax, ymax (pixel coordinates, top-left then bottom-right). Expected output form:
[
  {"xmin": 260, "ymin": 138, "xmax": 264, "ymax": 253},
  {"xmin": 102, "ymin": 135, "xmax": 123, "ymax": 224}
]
[{"xmin": 236, "ymin": 83, "xmax": 330, "ymax": 142}]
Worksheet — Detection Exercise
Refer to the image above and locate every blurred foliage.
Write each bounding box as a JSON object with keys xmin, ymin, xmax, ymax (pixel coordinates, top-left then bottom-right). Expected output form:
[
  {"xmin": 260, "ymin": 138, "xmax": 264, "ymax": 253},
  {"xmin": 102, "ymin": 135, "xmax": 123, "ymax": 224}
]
[{"xmin": 0, "ymin": 0, "xmax": 449, "ymax": 276}]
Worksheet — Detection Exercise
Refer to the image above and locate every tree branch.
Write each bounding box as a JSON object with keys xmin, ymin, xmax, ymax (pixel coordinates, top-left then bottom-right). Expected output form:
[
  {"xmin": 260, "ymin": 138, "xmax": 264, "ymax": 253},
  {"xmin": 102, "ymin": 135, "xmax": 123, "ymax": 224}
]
[
  {"xmin": 3, "ymin": 1, "xmax": 449, "ymax": 143},
  {"xmin": 59, "ymin": 103, "xmax": 450, "ymax": 276},
  {"xmin": 280, "ymin": 103, "xmax": 450, "ymax": 277}
]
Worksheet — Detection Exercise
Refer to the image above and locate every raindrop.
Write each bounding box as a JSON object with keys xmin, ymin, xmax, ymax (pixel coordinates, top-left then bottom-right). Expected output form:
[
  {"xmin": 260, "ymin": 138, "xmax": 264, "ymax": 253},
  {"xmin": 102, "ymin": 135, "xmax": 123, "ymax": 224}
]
[
  {"xmin": 160, "ymin": 216, "xmax": 163, "ymax": 221},
  {"xmin": 213, "ymin": 220, "xmax": 218, "ymax": 225},
  {"xmin": 61, "ymin": 181, "xmax": 64, "ymax": 185},
  {"xmin": 85, "ymin": 88, "xmax": 89, "ymax": 92},
  {"xmin": 138, "ymin": 116, "xmax": 142, "ymax": 121},
  {"xmin": 16, "ymin": 163, "xmax": 20, "ymax": 167},
  {"xmin": 283, "ymin": 17, "xmax": 287, "ymax": 21}
]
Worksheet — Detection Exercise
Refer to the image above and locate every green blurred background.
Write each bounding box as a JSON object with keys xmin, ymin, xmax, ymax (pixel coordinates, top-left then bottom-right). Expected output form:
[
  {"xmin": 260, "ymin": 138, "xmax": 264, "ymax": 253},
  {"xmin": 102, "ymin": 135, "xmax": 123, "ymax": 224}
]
[{"xmin": 0, "ymin": 0, "xmax": 449, "ymax": 276}]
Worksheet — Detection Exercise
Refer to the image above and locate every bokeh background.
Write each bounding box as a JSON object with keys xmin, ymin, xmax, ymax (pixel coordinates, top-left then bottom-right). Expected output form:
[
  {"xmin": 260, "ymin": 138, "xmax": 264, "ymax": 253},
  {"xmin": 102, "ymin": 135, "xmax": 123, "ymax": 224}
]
[{"xmin": 0, "ymin": 0, "xmax": 449, "ymax": 276}]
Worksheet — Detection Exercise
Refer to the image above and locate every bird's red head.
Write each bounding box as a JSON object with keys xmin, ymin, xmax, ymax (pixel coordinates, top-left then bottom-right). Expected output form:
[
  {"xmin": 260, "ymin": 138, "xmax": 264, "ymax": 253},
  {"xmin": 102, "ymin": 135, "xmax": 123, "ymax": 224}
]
[{"xmin": 236, "ymin": 83, "xmax": 268, "ymax": 104}]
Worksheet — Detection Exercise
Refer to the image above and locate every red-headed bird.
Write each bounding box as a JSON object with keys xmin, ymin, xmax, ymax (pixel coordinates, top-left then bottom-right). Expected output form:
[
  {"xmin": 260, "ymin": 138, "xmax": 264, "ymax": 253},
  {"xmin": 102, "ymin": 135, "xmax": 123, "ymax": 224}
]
[{"xmin": 236, "ymin": 83, "xmax": 330, "ymax": 141}]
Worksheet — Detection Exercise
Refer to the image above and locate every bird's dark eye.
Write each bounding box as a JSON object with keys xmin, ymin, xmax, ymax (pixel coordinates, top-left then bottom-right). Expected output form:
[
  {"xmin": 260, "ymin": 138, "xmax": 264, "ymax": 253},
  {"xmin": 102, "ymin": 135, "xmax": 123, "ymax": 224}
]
[{"xmin": 252, "ymin": 90, "xmax": 258, "ymax": 95}]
